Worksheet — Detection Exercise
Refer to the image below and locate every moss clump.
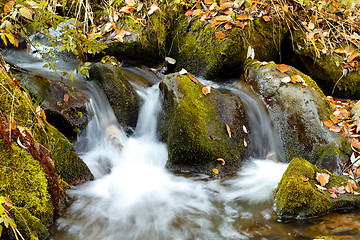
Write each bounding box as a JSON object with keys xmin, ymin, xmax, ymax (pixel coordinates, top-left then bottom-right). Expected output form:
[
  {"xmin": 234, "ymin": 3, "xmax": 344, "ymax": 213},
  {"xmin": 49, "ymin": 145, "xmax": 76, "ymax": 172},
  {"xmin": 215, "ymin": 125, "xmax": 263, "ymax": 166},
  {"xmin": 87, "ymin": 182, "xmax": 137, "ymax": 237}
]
[
  {"xmin": 276, "ymin": 158, "xmax": 360, "ymax": 219},
  {"xmin": 171, "ymin": 16, "xmax": 287, "ymax": 78},
  {"xmin": 159, "ymin": 73, "xmax": 249, "ymax": 175}
]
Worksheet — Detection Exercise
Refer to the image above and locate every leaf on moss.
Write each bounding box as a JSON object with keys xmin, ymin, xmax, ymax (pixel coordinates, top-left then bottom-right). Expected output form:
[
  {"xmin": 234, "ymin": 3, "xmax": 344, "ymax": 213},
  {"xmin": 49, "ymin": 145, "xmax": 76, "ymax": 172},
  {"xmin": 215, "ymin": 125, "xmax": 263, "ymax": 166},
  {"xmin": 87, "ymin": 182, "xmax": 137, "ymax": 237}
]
[
  {"xmin": 316, "ymin": 172, "xmax": 330, "ymax": 187},
  {"xmin": 301, "ymin": 176, "xmax": 309, "ymax": 182},
  {"xmin": 262, "ymin": 15, "xmax": 270, "ymax": 22},
  {"xmin": 225, "ymin": 123, "xmax": 231, "ymax": 138},
  {"xmin": 188, "ymin": 75, "xmax": 198, "ymax": 84},
  {"xmin": 217, "ymin": 158, "xmax": 225, "ymax": 165},
  {"xmin": 276, "ymin": 64, "xmax": 290, "ymax": 73},
  {"xmin": 212, "ymin": 168, "xmax": 219, "ymax": 174},
  {"xmin": 215, "ymin": 31, "xmax": 227, "ymax": 39},
  {"xmin": 202, "ymin": 86, "xmax": 211, "ymax": 95},
  {"xmin": 63, "ymin": 94, "xmax": 69, "ymax": 103},
  {"xmin": 120, "ymin": 6, "xmax": 135, "ymax": 13}
]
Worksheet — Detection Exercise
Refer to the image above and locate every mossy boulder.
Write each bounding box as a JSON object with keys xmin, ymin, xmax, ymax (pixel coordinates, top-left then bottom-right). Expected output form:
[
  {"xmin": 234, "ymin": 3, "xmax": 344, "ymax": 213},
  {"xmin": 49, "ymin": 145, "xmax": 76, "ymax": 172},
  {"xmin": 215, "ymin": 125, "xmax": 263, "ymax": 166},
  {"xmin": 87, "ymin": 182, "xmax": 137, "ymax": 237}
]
[
  {"xmin": 14, "ymin": 72, "xmax": 90, "ymax": 140},
  {"xmin": 104, "ymin": 12, "xmax": 168, "ymax": 65},
  {"xmin": 158, "ymin": 72, "xmax": 249, "ymax": 175},
  {"xmin": 291, "ymin": 30, "xmax": 360, "ymax": 99},
  {"xmin": 89, "ymin": 62, "xmax": 140, "ymax": 130},
  {"xmin": 0, "ymin": 62, "xmax": 93, "ymax": 239},
  {"xmin": 276, "ymin": 158, "xmax": 360, "ymax": 219},
  {"xmin": 169, "ymin": 16, "xmax": 287, "ymax": 79},
  {"xmin": 243, "ymin": 60, "xmax": 351, "ymax": 170}
]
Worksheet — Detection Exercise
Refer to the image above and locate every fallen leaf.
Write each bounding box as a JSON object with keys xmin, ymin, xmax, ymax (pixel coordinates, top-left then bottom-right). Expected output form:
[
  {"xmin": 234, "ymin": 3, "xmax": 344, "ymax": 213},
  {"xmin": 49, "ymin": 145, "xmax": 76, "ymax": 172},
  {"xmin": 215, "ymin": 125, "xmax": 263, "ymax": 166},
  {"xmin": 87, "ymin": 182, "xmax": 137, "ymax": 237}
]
[
  {"xmin": 276, "ymin": 64, "xmax": 290, "ymax": 73},
  {"xmin": 334, "ymin": 48, "xmax": 347, "ymax": 55},
  {"xmin": 330, "ymin": 192, "xmax": 337, "ymax": 199},
  {"xmin": 281, "ymin": 77, "xmax": 291, "ymax": 83},
  {"xmin": 212, "ymin": 168, "xmax": 219, "ymax": 174},
  {"xmin": 323, "ymin": 120, "xmax": 341, "ymax": 133},
  {"xmin": 192, "ymin": 9, "xmax": 203, "ymax": 16},
  {"xmin": 165, "ymin": 57, "xmax": 176, "ymax": 65},
  {"xmin": 4, "ymin": 1, "xmax": 15, "ymax": 13},
  {"xmin": 224, "ymin": 22, "xmax": 232, "ymax": 30},
  {"xmin": 262, "ymin": 15, "xmax": 270, "ymax": 22},
  {"xmin": 243, "ymin": 138, "xmax": 247, "ymax": 147},
  {"xmin": 63, "ymin": 94, "xmax": 69, "ymax": 103},
  {"xmin": 237, "ymin": 14, "xmax": 250, "ymax": 21},
  {"xmin": 188, "ymin": 75, "xmax": 199, "ymax": 84},
  {"xmin": 290, "ymin": 75, "xmax": 304, "ymax": 84},
  {"xmin": 204, "ymin": 0, "xmax": 214, "ymax": 4},
  {"xmin": 246, "ymin": 45, "xmax": 255, "ymax": 59},
  {"xmin": 301, "ymin": 176, "xmax": 309, "ymax": 182},
  {"xmin": 196, "ymin": 0, "xmax": 202, "ymax": 9},
  {"xmin": 148, "ymin": 4, "xmax": 160, "ymax": 15},
  {"xmin": 242, "ymin": 125, "xmax": 248, "ymax": 134},
  {"xmin": 346, "ymin": 180, "xmax": 354, "ymax": 193},
  {"xmin": 347, "ymin": 51, "xmax": 360, "ymax": 63},
  {"xmin": 125, "ymin": 0, "xmax": 135, "ymax": 7},
  {"xmin": 17, "ymin": 137, "xmax": 28, "ymax": 149},
  {"xmin": 120, "ymin": 6, "xmax": 135, "ymax": 13},
  {"xmin": 316, "ymin": 172, "xmax": 330, "ymax": 187},
  {"xmin": 220, "ymin": 2, "xmax": 233, "ymax": 8},
  {"xmin": 315, "ymin": 183, "xmax": 327, "ymax": 191},
  {"xmin": 179, "ymin": 68, "xmax": 188, "ymax": 75},
  {"xmin": 217, "ymin": 158, "xmax": 225, "ymax": 165},
  {"xmin": 19, "ymin": 7, "xmax": 33, "ymax": 20},
  {"xmin": 225, "ymin": 123, "xmax": 231, "ymax": 138},
  {"xmin": 57, "ymin": 101, "xmax": 62, "ymax": 106},
  {"xmin": 209, "ymin": 2, "xmax": 219, "ymax": 11},
  {"xmin": 283, "ymin": 4, "xmax": 289, "ymax": 12},
  {"xmin": 351, "ymin": 138, "xmax": 360, "ymax": 151},
  {"xmin": 202, "ymin": 86, "xmax": 211, "ymax": 95},
  {"xmin": 349, "ymin": 179, "xmax": 358, "ymax": 190},
  {"xmin": 215, "ymin": 15, "xmax": 231, "ymax": 22},
  {"xmin": 215, "ymin": 31, "xmax": 227, "ymax": 39},
  {"xmin": 185, "ymin": 10, "xmax": 193, "ymax": 16}
]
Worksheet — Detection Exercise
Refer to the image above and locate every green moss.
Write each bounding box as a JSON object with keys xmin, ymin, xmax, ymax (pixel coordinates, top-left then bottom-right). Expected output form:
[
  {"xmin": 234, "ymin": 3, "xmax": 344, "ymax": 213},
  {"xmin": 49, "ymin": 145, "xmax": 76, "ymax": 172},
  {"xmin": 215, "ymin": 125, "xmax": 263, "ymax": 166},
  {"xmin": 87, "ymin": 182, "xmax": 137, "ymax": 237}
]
[
  {"xmin": 276, "ymin": 158, "xmax": 360, "ymax": 219},
  {"xmin": 0, "ymin": 143, "xmax": 53, "ymax": 223},
  {"xmin": 171, "ymin": 16, "xmax": 287, "ymax": 77}
]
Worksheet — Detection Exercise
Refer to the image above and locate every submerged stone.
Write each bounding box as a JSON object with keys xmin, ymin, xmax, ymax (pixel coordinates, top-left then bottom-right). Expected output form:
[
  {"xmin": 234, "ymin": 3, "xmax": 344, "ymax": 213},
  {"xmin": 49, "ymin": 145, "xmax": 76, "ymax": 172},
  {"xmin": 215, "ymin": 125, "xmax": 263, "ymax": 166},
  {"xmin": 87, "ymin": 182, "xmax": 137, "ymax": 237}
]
[
  {"xmin": 170, "ymin": 16, "xmax": 288, "ymax": 79},
  {"xmin": 242, "ymin": 60, "xmax": 351, "ymax": 170},
  {"xmin": 159, "ymin": 72, "xmax": 249, "ymax": 175},
  {"xmin": 276, "ymin": 158, "xmax": 360, "ymax": 219},
  {"xmin": 89, "ymin": 62, "xmax": 140, "ymax": 131}
]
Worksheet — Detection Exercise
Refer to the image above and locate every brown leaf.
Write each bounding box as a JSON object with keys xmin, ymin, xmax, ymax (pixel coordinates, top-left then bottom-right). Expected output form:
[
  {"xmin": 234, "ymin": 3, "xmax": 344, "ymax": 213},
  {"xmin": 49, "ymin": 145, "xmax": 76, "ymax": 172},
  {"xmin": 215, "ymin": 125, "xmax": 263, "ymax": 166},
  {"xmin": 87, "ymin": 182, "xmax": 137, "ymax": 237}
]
[
  {"xmin": 4, "ymin": 1, "xmax": 15, "ymax": 13},
  {"xmin": 356, "ymin": 166, "xmax": 360, "ymax": 177},
  {"xmin": 234, "ymin": 21, "xmax": 245, "ymax": 29},
  {"xmin": 188, "ymin": 75, "xmax": 198, "ymax": 84},
  {"xmin": 351, "ymin": 138, "xmax": 360, "ymax": 151},
  {"xmin": 349, "ymin": 179, "xmax": 358, "ymax": 190},
  {"xmin": 215, "ymin": 31, "xmax": 227, "ymax": 39},
  {"xmin": 220, "ymin": 2, "xmax": 233, "ymax": 8},
  {"xmin": 215, "ymin": 15, "xmax": 231, "ymax": 22},
  {"xmin": 276, "ymin": 64, "xmax": 290, "ymax": 73},
  {"xmin": 347, "ymin": 51, "xmax": 360, "ymax": 63},
  {"xmin": 217, "ymin": 158, "xmax": 225, "ymax": 165},
  {"xmin": 210, "ymin": 19, "xmax": 221, "ymax": 27},
  {"xmin": 57, "ymin": 101, "xmax": 62, "ymax": 106},
  {"xmin": 120, "ymin": 6, "xmax": 135, "ymax": 13},
  {"xmin": 301, "ymin": 176, "xmax": 309, "ymax": 182},
  {"xmin": 225, "ymin": 123, "xmax": 231, "ymax": 138},
  {"xmin": 316, "ymin": 172, "xmax": 330, "ymax": 187},
  {"xmin": 262, "ymin": 15, "xmax": 270, "ymax": 22},
  {"xmin": 212, "ymin": 168, "xmax": 219, "ymax": 174},
  {"xmin": 330, "ymin": 192, "xmax": 337, "ymax": 199}
]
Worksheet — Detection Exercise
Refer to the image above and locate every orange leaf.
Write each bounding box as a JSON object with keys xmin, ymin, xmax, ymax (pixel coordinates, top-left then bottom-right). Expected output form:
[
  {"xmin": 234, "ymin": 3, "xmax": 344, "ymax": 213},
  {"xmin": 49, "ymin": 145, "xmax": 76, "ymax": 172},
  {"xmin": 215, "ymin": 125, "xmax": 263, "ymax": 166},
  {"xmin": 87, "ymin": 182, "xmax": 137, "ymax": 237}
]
[
  {"xmin": 301, "ymin": 176, "xmax": 309, "ymax": 182},
  {"xmin": 196, "ymin": 0, "xmax": 202, "ymax": 9},
  {"xmin": 347, "ymin": 51, "xmax": 360, "ymax": 63},
  {"xmin": 290, "ymin": 75, "xmax": 303, "ymax": 84},
  {"xmin": 262, "ymin": 15, "xmax": 270, "ymax": 22},
  {"xmin": 4, "ymin": 1, "xmax": 15, "ymax": 13},
  {"xmin": 351, "ymin": 138, "xmax": 360, "ymax": 151},
  {"xmin": 330, "ymin": 192, "xmax": 337, "ymax": 199},
  {"xmin": 185, "ymin": 10, "xmax": 194, "ymax": 16},
  {"xmin": 188, "ymin": 75, "xmax": 199, "ymax": 84},
  {"xmin": 283, "ymin": 4, "xmax": 289, "ymax": 12},
  {"xmin": 3, "ymin": 196, "xmax": 13, "ymax": 206},
  {"xmin": 217, "ymin": 158, "xmax": 225, "ymax": 165},
  {"xmin": 225, "ymin": 123, "xmax": 231, "ymax": 138},
  {"xmin": 204, "ymin": 0, "xmax": 214, "ymax": 4},
  {"xmin": 356, "ymin": 166, "xmax": 360, "ymax": 177},
  {"xmin": 323, "ymin": 119, "xmax": 341, "ymax": 133},
  {"xmin": 120, "ymin": 6, "xmax": 135, "ymax": 13},
  {"xmin": 220, "ymin": 2, "xmax": 233, "ymax": 8},
  {"xmin": 234, "ymin": 21, "xmax": 245, "ymax": 29},
  {"xmin": 215, "ymin": 15, "xmax": 231, "ymax": 22},
  {"xmin": 202, "ymin": 86, "xmax": 211, "ymax": 95},
  {"xmin": 210, "ymin": 19, "xmax": 221, "ymax": 27},
  {"xmin": 236, "ymin": 14, "xmax": 250, "ymax": 21},
  {"xmin": 334, "ymin": 48, "xmax": 346, "ymax": 55},
  {"xmin": 192, "ymin": 9, "xmax": 203, "ymax": 16},
  {"xmin": 212, "ymin": 168, "xmax": 219, "ymax": 174},
  {"xmin": 330, "ymin": 114, "xmax": 340, "ymax": 124},
  {"xmin": 57, "ymin": 101, "xmax": 62, "ymax": 106},
  {"xmin": 64, "ymin": 93, "xmax": 69, "ymax": 103},
  {"xmin": 346, "ymin": 180, "xmax": 354, "ymax": 194},
  {"xmin": 276, "ymin": 64, "xmax": 289, "ymax": 73},
  {"xmin": 316, "ymin": 172, "xmax": 329, "ymax": 187},
  {"xmin": 224, "ymin": 22, "xmax": 232, "ymax": 30},
  {"xmin": 215, "ymin": 31, "xmax": 227, "ymax": 39}
]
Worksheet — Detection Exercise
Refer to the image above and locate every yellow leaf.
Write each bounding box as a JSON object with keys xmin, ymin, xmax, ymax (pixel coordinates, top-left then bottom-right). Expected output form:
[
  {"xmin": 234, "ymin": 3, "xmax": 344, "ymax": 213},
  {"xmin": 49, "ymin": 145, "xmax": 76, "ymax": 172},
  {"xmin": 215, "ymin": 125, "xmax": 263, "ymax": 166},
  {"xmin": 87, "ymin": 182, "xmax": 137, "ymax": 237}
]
[
  {"xmin": 215, "ymin": 31, "xmax": 227, "ymax": 39},
  {"xmin": 4, "ymin": 1, "xmax": 14, "ymax": 13},
  {"xmin": 225, "ymin": 123, "xmax": 231, "ymax": 138},
  {"xmin": 212, "ymin": 168, "xmax": 219, "ymax": 174},
  {"xmin": 217, "ymin": 158, "xmax": 225, "ymax": 165},
  {"xmin": 19, "ymin": 7, "xmax": 33, "ymax": 20}
]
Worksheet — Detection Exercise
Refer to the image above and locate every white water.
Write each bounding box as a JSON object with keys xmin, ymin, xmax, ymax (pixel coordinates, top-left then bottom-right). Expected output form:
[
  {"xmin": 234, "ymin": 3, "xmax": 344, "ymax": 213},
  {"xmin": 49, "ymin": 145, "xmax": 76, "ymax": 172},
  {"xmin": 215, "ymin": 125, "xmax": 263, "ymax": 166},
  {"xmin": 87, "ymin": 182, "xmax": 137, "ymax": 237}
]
[{"xmin": 52, "ymin": 75, "xmax": 288, "ymax": 239}]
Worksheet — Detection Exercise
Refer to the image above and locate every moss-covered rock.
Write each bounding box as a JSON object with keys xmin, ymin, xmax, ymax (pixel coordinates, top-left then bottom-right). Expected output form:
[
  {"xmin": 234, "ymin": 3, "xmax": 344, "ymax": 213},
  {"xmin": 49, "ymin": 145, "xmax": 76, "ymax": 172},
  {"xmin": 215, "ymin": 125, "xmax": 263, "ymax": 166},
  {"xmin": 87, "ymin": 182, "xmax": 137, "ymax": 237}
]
[
  {"xmin": 275, "ymin": 158, "xmax": 360, "ymax": 219},
  {"xmin": 169, "ymin": 16, "xmax": 287, "ymax": 79},
  {"xmin": 104, "ymin": 12, "xmax": 168, "ymax": 65},
  {"xmin": 159, "ymin": 73, "xmax": 249, "ymax": 175},
  {"xmin": 0, "ymin": 59, "xmax": 93, "ymax": 238},
  {"xmin": 291, "ymin": 30, "xmax": 360, "ymax": 99},
  {"xmin": 89, "ymin": 62, "xmax": 139, "ymax": 130},
  {"xmin": 243, "ymin": 60, "xmax": 351, "ymax": 170},
  {"xmin": 13, "ymin": 72, "xmax": 90, "ymax": 140}
]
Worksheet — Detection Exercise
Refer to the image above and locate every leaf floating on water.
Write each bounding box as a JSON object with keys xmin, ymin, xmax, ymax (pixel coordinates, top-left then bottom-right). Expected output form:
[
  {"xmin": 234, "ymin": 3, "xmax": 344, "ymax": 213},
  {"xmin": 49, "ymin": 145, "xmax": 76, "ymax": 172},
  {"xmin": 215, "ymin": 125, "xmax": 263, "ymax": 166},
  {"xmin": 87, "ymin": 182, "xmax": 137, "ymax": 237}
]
[
  {"xmin": 301, "ymin": 176, "xmax": 309, "ymax": 182},
  {"xmin": 215, "ymin": 31, "xmax": 227, "ymax": 39},
  {"xmin": 202, "ymin": 86, "xmax": 211, "ymax": 95},
  {"xmin": 242, "ymin": 125, "xmax": 248, "ymax": 134},
  {"xmin": 179, "ymin": 68, "xmax": 188, "ymax": 75},
  {"xmin": 212, "ymin": 168, "xmax": 219, "ymax": 174},
  {"xmin": 217, "ymin": 158, "xmax": 225, "ymax": 165},
  {"xmin": 316, "ymin": 172, "xmax": 330, "ymax": 187},
  {"xmin": 281, "ymin": 77, "xmax": 291, "ymax": 83},
  {"xmin": 276, "ymin": 64, "xmax": 290, "ymax": 73},
  {"xmin": 225, "ymin": 123, "xmax": 231, "ymax": 138}
]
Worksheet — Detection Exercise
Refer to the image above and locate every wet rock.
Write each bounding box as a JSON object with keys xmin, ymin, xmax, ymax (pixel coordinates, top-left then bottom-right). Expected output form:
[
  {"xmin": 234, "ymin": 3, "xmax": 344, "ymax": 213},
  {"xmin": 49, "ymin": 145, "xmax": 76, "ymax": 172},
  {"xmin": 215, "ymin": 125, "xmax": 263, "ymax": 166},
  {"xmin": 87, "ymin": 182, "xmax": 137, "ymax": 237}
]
[
  {"xmin": 291, "ymin": 30, "xmax": 360, "ymax": 99},
  {"xmin": 0, "ymin": 62, "xmax": 93, "ymax": 239},
  {"xmin": 158, "ymin": 72, "xmax": 250, "ymax": 175},
  {"xmin": 14, "ymin": 73, "xmax": 90, "ymax": 140},
  {"xmin": 242, "ymin": 60, "xmax": 351, "ymax": 170},
  {"xmin": 275, "ymin": 158, "xmax": 360, "ymax": 219},
  {"xmin": 89, "ymin": 62, "xmax": 140, "ymax": 131},
  {"xmin": 170, "ymin": 16, "xmax": 288, "ymax": 79}
]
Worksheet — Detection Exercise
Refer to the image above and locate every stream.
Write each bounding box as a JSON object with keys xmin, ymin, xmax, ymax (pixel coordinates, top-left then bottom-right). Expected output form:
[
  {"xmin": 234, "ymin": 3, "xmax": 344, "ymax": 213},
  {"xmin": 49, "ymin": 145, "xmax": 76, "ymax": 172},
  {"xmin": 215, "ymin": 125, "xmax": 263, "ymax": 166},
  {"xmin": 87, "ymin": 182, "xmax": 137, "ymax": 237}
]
[{"xmin": 3, "ymin": 49, "xmax": 360, "ymax": 239}]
